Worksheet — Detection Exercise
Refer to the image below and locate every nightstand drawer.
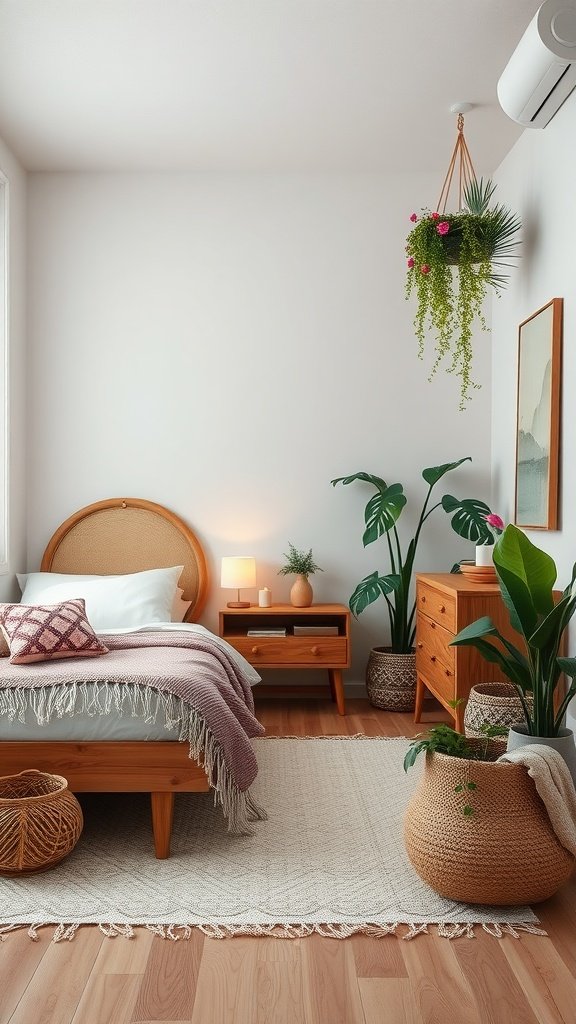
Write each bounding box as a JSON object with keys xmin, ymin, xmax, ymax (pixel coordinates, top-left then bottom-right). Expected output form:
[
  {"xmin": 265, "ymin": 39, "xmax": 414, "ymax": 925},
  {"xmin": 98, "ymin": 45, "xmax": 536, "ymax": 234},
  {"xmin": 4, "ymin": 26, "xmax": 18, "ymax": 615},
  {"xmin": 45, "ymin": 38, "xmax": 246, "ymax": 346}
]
[
  {"xmin": 417, "ymin": 582, "xmax": 456, "ymax": 632},
  {"xmin": 416, "ymin": 613, "xmax": 455, "ymax": 672},
  {"xmin": 232, "ymin": 637, "xmax": 348, "ymax": 666},
  {"xmin": 417, "ymin": 640, "xmax": 455, "ymax": 704}
]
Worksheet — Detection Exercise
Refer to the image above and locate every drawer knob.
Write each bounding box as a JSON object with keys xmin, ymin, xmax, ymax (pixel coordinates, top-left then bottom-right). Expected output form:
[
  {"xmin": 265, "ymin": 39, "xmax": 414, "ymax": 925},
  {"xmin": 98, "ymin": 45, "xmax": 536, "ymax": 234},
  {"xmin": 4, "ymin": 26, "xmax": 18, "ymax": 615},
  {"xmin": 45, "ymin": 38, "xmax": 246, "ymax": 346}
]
[
  {"xmin": 430, "ymin": 655, "xmax": 436, "ymax": 663},
  {"xmin": 311, "ymin": 645, "xmax": 319, "ymax": 656},
  {"xmin": 251, "ymin": 646, "xmax": 260, "ymax": 655},
  {"xmin": 445, "ymin": 669, "xmax": 451, "ymax": 677},
  {"xmin": 417, "ymin": 642, "xmax": 423, "ymax": 649},
  {"xmin": 421, "ymin": 595, "xmax": 426, "ymax": 603},
  {"xmin": 440, "ymin": 605, "xmax": 446, "ymax": 613},
  {"xmin": 431, "ymin": 622, "xmax": 436, "ymax": 629}
]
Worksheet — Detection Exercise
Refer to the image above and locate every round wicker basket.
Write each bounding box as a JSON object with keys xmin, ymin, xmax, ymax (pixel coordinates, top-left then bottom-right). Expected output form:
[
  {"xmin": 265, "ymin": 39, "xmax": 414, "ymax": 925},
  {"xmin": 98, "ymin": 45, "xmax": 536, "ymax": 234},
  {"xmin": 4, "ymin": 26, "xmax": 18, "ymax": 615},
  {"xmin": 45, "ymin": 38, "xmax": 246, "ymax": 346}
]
[
  {"xmin": 464, "ymin": 682, "xmax": 533, "ymax": 738},
  {"xmin": 0, "ymin": 770, "xmax": 83, "ymax": 876},
  {"xmin": 403, "ymin": 739, "xmax": 574, "ymax": 905},
  {"xmin": 366, "ymin": 648, "xmax": 416, "ymax": 712}
]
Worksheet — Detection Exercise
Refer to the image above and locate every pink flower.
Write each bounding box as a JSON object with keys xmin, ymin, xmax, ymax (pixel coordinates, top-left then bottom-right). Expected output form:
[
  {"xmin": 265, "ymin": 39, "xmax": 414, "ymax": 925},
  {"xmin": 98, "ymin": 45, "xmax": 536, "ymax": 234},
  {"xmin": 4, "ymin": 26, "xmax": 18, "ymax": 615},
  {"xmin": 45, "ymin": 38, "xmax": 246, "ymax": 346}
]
[
  {"xmin": 420, "ymin": 264, "xmax": 430, "ymax": 274},
  {"xmin": 407, "ymin": 257, "xmax": 415, "ymax": 268},
  {"xmin": 431, "ymin": 212, "xmax": 440, "ymax": 220},
  {"xmin": 483, "ymin": 513, "xmax": 505, "ymax": 536},
  {"xmin": 410, "ymin": 213, "xmax": 418, "ymax": 222},
  {"xmin": 437, "ymin": 221, "xmax": 450, "ymax": 236}
]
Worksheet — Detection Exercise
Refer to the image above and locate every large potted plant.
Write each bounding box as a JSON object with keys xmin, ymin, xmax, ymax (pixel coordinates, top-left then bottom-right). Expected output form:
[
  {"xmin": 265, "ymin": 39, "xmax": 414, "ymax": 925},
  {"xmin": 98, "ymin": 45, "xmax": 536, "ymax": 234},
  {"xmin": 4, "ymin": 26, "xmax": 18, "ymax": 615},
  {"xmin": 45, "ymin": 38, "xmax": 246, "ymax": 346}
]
[
  {"xmin": 405, "ymin": 178, "xmax": 521, "ymax": 410},
  {"xmin": 402, "ymin": 724, "xmax": 573, "ymax": 905},
  {"xmin": 331, "ymin": 458, "xmax": 492, "ymax": 710},
  {"xmin": 450, "ymin": 524, "xmax": 576, "ymax": 782}
]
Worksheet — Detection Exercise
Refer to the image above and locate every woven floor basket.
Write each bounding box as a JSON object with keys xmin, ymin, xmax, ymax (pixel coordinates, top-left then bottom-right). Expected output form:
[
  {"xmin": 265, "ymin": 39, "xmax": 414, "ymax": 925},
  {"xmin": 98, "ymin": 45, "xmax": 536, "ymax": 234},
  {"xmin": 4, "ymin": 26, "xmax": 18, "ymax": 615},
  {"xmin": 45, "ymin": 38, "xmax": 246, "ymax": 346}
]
[
  {"xmin": 403, "ymin": 740, "xmax": 574, "ymax": 905},
  {"xmin": 366, "ymin": 648, "xmax": 416, "ymax": 712},
  {"xmin": 0, "ymin": 770, "xmax": 83, "ymax": 876},
  {"xmin": 464, "ymin": 683, "xmax": 533, "ymax": 738}
]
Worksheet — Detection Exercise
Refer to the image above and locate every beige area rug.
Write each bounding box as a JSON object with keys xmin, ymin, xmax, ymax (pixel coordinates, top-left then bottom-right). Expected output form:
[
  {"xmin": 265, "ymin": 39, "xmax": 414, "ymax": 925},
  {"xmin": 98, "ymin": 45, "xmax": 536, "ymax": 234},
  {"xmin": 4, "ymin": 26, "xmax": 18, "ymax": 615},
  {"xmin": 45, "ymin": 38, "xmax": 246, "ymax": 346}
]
[{"xmin": 0, "ymin": 738, "xmax": 544, "ymax": 941}]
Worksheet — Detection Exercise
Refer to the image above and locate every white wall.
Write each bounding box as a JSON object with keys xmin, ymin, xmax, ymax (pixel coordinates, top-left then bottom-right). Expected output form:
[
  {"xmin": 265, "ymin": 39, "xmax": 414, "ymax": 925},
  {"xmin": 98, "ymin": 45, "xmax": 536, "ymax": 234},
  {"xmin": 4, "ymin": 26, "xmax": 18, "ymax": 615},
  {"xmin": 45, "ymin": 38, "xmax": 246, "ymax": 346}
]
[
  {"xmin": 27, "ymin": 172, "xmax": 492, "ymax": 685},
  {"xmin": 0, "ymin": 135, "xmax": 26, "ymax": 601},
  {"xmin": 491, "ymin": 93, "xmax": 576, "ymax": 723}
]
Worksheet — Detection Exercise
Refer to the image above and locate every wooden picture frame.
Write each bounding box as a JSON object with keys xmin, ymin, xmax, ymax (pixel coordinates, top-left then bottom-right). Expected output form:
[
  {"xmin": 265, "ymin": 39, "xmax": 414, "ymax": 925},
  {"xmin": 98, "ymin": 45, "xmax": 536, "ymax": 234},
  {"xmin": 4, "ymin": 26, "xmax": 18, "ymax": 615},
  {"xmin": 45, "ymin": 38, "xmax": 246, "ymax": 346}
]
[{"xmin": 514, "ymin": 298, "xmax": 562, "ymax": 530}]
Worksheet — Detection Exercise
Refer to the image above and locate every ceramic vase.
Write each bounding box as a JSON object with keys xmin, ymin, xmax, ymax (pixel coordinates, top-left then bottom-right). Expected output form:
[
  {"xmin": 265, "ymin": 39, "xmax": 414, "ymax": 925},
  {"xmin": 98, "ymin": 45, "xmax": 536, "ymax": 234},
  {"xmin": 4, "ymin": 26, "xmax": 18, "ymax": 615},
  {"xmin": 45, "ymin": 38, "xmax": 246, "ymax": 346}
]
[{"xmin": 290, "ymin": 575, "xmax": 313, "ymax": 608}]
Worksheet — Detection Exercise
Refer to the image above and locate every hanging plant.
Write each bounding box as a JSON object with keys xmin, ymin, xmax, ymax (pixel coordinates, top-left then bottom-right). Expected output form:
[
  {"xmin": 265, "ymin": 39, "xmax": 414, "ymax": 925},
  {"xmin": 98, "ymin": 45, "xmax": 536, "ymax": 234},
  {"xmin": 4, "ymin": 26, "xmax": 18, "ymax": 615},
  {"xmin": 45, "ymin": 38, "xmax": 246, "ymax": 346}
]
[
  {"xmin": 406, "ymin": 179, "xmax": 521, "ymax": 409},
  {"xmin": 405, "ymin": 115, "xmax": 521, "ymax": 410}
]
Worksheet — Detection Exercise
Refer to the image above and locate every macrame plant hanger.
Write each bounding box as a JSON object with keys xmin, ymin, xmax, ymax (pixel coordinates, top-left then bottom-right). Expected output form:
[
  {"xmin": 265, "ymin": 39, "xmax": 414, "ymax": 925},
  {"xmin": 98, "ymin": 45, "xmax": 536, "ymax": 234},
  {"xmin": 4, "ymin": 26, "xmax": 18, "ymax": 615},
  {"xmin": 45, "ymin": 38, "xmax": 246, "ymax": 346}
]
[{"xmin": 436, "ymin": 114, "xmax": 477, "ymax": 214}]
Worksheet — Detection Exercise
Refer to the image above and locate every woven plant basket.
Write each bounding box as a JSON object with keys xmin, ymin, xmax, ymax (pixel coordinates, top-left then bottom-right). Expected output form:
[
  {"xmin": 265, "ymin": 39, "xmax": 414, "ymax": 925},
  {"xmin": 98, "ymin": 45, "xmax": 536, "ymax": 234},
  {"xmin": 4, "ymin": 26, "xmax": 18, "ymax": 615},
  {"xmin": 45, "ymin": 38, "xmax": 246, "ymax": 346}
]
[
  {"xmin": 366, "ymin": 648, "xmax": 416, "ymax": 712},
  {"xmin": 464, "ymin": 683, "xmax": 533, "ymax": 739},
  {"xmin": 403, "ymin": 739, "xmax": 574, "ymax": 905},
  {"xmin": 0, "ymin": 770, "xmax": 83, "ymax": 876}
]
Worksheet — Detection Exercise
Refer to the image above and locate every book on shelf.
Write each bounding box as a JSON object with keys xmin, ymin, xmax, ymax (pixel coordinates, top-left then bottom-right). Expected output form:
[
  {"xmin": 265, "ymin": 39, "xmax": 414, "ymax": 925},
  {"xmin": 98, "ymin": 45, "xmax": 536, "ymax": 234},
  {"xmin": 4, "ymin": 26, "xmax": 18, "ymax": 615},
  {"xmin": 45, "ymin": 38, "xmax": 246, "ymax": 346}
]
[
  {"xmin": 246, "ymin": 628, "xmax": 287, "ymax": 637},
  {"xmin": 293, "ymin": 625, "xmax": 339, "ymax": 636}
]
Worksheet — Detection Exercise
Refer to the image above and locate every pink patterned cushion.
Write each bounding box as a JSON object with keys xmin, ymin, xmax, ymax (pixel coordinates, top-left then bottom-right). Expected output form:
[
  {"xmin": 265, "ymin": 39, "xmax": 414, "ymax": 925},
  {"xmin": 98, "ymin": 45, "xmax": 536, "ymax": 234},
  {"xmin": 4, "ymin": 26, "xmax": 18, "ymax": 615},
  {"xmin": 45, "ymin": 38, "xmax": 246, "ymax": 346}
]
[{"xmin": 0, "ymin": 599, "xmax": 109, "ymax": 665}]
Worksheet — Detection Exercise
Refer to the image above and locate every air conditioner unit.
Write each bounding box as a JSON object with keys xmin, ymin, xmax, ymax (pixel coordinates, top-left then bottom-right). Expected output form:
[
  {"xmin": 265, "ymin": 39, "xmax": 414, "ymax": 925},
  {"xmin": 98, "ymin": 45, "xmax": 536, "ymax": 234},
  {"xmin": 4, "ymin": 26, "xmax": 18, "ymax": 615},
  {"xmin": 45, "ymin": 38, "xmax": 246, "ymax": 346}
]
[{"xmin": 497, "ymin": 0, "xmax": 576, "ymax": 128}]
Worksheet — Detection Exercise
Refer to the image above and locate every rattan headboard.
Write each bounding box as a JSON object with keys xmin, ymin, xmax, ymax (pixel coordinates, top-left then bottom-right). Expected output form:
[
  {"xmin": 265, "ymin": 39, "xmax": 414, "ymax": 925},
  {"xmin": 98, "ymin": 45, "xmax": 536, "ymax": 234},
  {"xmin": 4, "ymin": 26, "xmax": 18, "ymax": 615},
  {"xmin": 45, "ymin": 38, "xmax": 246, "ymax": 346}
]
[{"xmin": 40, "ymin": 498, "xmax": 209, "ymax": 622}]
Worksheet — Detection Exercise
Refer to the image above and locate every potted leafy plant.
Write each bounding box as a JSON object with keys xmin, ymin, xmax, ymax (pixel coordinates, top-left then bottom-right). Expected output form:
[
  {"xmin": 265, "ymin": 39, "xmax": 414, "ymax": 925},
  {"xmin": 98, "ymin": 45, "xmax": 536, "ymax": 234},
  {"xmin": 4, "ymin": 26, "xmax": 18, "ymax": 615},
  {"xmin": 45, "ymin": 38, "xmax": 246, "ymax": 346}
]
[
  {"xmin": 331, "ymin": 458, "xmax": 492, "ymax": 710},
  {"xmin": 278, "ymin": 542, "xmax": 323, "ymax": 608},
  {"xmin": 402, "ymin": 723, "xmax": 573, "ymax": 905},
  {"xmin": 405, "ymin": 178, "xmax": 521, "ymax": 410},
  {"xmin": 450, "ymin": 524, "xmax": 576, "ymax": 781}
]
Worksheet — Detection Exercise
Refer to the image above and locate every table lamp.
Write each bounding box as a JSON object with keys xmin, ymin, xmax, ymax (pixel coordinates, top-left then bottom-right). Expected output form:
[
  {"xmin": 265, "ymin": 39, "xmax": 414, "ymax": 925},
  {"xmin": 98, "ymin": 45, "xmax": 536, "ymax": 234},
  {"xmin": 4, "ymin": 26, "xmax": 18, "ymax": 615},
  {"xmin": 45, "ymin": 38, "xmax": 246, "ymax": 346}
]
[{"xmin": 221, "ymin": 556, "xmax": 256, "ymax": 608}]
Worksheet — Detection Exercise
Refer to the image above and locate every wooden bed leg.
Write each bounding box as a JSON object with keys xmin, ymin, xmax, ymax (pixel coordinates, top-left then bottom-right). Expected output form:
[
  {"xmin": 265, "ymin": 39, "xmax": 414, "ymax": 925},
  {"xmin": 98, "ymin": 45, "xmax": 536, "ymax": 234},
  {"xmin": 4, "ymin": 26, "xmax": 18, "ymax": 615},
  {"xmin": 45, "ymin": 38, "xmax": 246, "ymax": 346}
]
[{"xmin": 150, "ymin": 791, "xmax": 175, "ymax": 859}]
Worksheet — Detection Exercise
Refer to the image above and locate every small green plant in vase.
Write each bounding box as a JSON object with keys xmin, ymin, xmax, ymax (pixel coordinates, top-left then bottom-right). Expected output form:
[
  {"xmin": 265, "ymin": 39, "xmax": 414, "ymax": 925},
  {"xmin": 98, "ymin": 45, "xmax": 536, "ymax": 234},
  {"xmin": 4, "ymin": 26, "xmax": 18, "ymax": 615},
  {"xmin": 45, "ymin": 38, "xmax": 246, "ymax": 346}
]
[{"xmin": 278, "ymin": 543, "xmax": 323, "ymax": 608}]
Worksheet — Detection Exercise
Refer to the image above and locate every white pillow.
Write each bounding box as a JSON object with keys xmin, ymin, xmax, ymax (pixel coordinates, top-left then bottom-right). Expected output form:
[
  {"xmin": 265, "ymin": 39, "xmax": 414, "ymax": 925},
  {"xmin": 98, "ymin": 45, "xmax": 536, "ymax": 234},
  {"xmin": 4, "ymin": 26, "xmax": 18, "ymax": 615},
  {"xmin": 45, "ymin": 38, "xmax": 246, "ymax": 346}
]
[
  {"xmin": 172, "ymin": 587, "xmax": 193, "ymax": 623},
  {"xmin": 17, "ymin": 566, "xmax": 184, "ymax": 631}
]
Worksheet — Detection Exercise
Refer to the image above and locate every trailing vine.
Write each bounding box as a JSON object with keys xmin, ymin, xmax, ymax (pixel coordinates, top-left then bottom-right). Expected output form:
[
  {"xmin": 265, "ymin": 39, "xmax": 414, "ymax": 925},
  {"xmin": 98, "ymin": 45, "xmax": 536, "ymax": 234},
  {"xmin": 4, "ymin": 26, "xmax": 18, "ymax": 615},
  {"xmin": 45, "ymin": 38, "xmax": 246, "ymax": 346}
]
[{"xmin": 405, "ymin": 179, "xmax": 521, "ymax": 410}]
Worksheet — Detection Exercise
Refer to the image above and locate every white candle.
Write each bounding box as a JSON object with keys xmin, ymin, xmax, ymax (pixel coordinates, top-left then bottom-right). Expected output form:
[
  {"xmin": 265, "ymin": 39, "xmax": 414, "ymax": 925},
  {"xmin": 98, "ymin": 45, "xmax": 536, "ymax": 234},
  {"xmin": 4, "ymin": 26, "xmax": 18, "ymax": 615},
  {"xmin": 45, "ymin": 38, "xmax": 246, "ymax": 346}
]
[{"xmin": 258, "ymin": 587, "xmax": 272, "ymax": 608}]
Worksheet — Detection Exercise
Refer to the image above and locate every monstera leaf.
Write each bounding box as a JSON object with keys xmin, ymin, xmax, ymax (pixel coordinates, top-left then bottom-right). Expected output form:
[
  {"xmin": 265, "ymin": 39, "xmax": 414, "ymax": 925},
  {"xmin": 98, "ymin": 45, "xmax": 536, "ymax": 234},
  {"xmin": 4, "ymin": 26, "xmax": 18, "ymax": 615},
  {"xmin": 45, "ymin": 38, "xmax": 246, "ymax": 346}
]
[
  {"xmin": 331, "ymin": 474, "xmax": 406, "ymax": 546},
  {"xmin": 362, "ymin": 484, "xmax": 406, "ymax": 546},
  {"xmin": 441, "ymin": 495, "xmax": 492, "ymax": 543},
  {"xmin": 349, "ymin": 572, "xmax": 401, "ymax": 617},
  {"xmin": 422, "ymin": 457, "xmax": 471, "ymax": 487}
]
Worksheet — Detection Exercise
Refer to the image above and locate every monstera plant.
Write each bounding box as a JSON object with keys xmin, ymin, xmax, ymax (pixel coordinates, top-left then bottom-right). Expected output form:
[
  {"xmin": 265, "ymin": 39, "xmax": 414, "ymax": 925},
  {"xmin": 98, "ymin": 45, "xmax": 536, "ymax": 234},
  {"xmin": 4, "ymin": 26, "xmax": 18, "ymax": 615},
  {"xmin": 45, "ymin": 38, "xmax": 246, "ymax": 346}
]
[{"xmin": 332, "ymin": 458, "xmax": 492, "ymax": 653}]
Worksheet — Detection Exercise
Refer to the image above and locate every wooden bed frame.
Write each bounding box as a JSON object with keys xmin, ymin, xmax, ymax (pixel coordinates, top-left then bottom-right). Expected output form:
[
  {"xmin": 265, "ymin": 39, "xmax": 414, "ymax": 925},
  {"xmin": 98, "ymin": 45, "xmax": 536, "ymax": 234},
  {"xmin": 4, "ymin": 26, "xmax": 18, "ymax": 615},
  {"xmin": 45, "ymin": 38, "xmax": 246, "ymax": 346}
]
[{"xmin": 0, "ymin": 497, "xmax": 212, "ymax": 859}]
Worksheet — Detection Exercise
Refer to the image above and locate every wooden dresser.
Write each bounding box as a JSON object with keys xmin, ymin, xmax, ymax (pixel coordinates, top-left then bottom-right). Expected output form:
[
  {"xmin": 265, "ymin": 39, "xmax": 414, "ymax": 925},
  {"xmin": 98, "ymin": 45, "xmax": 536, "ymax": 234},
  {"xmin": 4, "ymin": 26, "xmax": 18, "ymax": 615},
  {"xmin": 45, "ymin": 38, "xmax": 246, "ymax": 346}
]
[{"xmin": 414, "ymin": 573, "xmax": 520, "ymax": 732}]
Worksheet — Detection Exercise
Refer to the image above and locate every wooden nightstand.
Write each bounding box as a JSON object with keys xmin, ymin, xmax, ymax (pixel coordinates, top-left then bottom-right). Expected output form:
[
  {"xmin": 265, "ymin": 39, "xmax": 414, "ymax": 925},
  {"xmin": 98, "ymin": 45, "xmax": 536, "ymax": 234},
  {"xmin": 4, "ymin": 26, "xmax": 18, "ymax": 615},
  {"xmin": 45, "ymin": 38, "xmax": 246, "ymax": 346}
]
[{"xmin": 218, "ymin": 603, "xmax": 350, "ymax": 715}]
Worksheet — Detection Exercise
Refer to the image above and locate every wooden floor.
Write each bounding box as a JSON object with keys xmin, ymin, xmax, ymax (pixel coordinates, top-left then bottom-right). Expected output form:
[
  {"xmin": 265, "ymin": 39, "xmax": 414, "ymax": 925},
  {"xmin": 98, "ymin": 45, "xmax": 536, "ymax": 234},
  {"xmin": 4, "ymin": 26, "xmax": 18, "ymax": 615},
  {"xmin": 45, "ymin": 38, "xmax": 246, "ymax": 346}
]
[{"xmin": 1, "ymin": 697, "xmax": 576, "ymax": 1024}]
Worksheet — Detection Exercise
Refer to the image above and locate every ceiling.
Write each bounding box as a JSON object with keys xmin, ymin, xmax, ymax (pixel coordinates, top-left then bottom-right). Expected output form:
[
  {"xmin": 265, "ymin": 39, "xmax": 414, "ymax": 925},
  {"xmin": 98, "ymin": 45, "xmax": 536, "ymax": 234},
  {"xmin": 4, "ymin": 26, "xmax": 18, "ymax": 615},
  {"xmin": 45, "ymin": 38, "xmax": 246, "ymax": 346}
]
[{"xmin": 0, "ymin": 0, "xmax": 541, "ymax": 173}]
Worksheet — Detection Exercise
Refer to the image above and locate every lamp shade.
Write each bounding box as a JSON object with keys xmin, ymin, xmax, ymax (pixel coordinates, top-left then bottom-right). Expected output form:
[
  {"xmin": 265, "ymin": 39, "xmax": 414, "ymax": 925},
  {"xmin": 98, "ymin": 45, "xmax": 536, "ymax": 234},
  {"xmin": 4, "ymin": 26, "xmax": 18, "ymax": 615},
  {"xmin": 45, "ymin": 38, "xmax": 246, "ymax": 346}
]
[{"xmin": 221, "ymin": 556, "xmax": 256, "ymax": 590}]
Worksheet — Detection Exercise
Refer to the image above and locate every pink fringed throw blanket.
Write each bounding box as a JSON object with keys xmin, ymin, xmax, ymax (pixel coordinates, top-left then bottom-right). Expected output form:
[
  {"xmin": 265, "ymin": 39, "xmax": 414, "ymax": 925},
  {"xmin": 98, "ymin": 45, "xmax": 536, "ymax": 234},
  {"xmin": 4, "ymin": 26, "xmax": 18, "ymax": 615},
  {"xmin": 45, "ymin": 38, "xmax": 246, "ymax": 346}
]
[{"xmin": 0, "ymin": 631, "xmax": 266, "ymax": 834}]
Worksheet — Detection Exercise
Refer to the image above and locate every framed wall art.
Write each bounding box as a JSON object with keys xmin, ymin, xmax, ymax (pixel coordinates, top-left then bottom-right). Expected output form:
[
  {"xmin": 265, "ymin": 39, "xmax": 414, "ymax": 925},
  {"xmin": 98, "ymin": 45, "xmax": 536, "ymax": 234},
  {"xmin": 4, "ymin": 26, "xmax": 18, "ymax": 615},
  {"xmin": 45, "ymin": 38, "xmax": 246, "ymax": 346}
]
[{"xmin": 514, "ymin": 297, "xmax": 562, "ymax": 530}]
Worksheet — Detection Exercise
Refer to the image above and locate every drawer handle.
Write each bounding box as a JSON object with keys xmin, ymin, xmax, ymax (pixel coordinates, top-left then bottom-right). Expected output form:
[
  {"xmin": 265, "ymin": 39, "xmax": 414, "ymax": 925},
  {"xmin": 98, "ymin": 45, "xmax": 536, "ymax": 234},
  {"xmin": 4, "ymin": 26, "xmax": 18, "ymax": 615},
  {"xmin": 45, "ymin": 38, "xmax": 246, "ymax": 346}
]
[
  {"xmin": 421, "ymin": 595, "xmax": 426, "ymax": 603},
  {"xmin": 251, "ymin": 646, "xmax": 260, "ymax": 655},
  {"xmin": 430, "ymin": 655, "xmax": 436, "ymax": 662},
  {"xmin": 417, "ymin": 642, "xmax": 423, "ymax": 649},
  {"xmin": 430, "ymin": 622, "xmax": 436, "ymax": 629},
  {"xmin": 445, "ymin": 669, "xmax": 451, "ymax": 677},
  {"xmin": 440, "ymin": 605, "xmax": 446, "ymax": 613},
  {"xmin": 311, "ymin": 645, "xmax": 319, "ymax": 656}
]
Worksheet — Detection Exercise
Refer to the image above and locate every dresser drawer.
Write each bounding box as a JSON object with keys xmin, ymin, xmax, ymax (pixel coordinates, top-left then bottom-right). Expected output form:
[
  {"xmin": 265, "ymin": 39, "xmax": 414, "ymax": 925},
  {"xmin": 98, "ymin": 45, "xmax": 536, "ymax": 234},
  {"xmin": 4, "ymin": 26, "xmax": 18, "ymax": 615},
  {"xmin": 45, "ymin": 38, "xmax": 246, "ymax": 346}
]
[
  {"xmin": 416, "ymin": 614, "xmax": 455, "ymax": 671},
  {"xmin": 232, "ymin": 637, "xmax": 348, "ymax": 666},
  {"xmin": 416, "ymin": 639, "xmax": 455, "ymax": 704},
  {"xmin": 417, "ymin": 582, "xmax": 456, "ymax": 632}
]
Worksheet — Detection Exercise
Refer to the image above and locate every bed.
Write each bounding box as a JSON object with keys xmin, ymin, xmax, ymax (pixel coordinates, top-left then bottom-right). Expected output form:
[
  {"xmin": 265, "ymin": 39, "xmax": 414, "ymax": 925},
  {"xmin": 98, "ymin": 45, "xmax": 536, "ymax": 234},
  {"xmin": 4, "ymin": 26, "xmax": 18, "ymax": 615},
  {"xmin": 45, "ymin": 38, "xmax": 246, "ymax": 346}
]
[{"xmin": 0, "ymin": 497, "xmax": 265, "ymax": 858}]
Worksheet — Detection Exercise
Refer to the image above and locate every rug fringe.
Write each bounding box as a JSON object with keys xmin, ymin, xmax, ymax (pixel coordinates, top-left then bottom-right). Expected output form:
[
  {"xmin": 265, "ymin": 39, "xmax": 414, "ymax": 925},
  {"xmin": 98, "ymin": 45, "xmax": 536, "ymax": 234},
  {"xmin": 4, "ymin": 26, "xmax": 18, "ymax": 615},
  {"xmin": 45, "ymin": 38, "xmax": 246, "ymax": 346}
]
[{"xmin": 0, "ymin": 920, "xmax": 547, "ymax": 942}]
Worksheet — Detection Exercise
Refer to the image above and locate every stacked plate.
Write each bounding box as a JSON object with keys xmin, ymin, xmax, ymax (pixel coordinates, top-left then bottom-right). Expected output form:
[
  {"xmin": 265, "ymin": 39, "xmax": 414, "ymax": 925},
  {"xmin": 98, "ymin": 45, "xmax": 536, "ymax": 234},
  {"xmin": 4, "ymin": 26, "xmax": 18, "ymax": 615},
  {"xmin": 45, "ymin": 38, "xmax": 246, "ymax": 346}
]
[{"xmin": 459, "ymin": 562, "xmax": 498, "ymax": 584}]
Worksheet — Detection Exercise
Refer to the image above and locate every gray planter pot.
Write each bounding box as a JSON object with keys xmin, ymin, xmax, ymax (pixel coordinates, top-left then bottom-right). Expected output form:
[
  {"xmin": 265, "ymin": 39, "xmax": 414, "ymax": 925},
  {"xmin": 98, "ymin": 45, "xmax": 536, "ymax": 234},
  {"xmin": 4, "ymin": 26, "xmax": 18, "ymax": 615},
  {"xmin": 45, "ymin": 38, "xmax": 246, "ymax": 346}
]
[{"xmin": 507, "ymin": 725, "xmax": 576, "ymax": 786}]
